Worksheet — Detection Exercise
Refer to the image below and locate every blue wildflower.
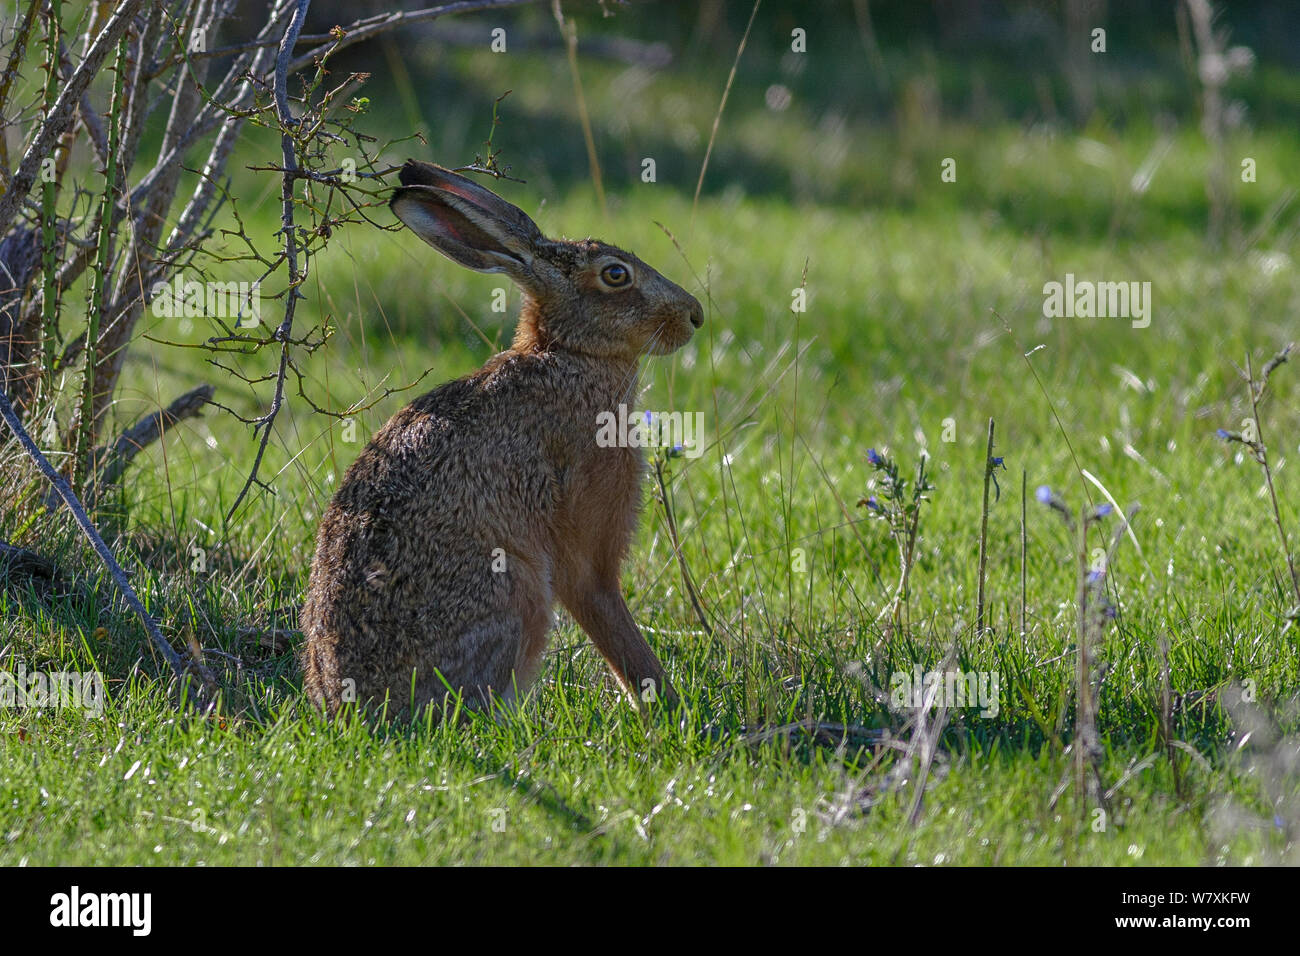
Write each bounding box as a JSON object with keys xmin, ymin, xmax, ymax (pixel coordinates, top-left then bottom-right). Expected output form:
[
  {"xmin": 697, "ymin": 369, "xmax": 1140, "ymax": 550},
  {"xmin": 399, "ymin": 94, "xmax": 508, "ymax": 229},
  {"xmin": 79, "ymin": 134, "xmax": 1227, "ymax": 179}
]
[
  {"xmin": 1035, "ymin": 485, "xmax": 1054, "ymax": 505},
  {"xmin": 1094, "ymin": 503, "xmax": 1113, "ymax": 519},
  {"xmin": 864, "ymin": 496, "xmax": 884, "ymax": 514},
  {"xmin": 1215, "ymin": 429, "xmax": 1231, "ymax": 440},
  {"xmin": 866, "ymin": 448, "xmax": 885, "ymax": 468}
]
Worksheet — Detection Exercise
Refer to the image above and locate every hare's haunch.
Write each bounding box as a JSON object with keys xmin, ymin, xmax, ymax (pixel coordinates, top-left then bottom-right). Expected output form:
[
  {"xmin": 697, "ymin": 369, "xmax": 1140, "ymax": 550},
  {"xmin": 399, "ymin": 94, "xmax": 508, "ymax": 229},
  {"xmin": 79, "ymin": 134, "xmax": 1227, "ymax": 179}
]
[{"xmin": 301, "ymin": 161, "xmax": 703, "ymax": 716}]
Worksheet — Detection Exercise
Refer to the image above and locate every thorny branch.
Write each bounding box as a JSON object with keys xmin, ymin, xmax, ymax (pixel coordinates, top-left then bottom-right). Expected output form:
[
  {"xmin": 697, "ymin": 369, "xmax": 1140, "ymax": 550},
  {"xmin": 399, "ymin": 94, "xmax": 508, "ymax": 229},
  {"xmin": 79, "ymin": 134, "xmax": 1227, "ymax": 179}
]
[
  {"xmin": 223, "ymin": 0, "xmax": 312, "ymax": 522},
  {"xmin": 0, "ymin": 0, "xmax": 145, "ymax": 236}
]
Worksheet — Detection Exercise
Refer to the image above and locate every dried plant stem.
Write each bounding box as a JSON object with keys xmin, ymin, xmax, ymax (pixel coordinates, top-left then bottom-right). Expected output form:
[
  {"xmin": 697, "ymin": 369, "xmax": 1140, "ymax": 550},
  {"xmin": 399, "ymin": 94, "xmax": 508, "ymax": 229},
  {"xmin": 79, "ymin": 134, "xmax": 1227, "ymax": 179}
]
[
  {"xmin": 880, "ymin": 519, "xmax": 916, "ymax": 631},
  {"xmin": 1020, "ymin": 467, "xmax": 1028, "ymax": 649},
  {"xmin": 552, "ymin": 0, "xmax": 605, "ymax": 217},
  {"xmin": 1245, "ymin": 352, "xmax": 1300, "ymax": 606},
  {"xmin": 906, "ymin": 642, "xmax": 957, "ymax": 826},
  {"xmin": 1158, "ymin": 636, "xmax": 1186, "ymax": 800},
  {"xmin": 691, "ymin": 0, "xmax": 760, "ymax": 231},
  {"xmin": 1184, "ymin": 0, "xmax": 1232, "ymax": 245},
  {"xmin": 1069, "ymin": 504, "xmax": 1138, "ymax": 811},
  {"xmin": 975, "ymin": 417, "xmax": 995, "ymax": 637},
  {"xmin": 1074, "ymin": 508, "xmax": 1105, "ymax": 808},
  {"xmin": 653, "ymin": 457, "xmax": 712, "ymax": 637}
]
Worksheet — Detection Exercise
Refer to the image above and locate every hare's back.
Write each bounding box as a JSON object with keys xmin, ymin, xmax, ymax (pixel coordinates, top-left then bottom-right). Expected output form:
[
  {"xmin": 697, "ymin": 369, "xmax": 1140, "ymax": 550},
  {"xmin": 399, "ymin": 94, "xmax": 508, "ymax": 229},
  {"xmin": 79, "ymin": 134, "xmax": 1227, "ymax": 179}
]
[{"xmin": 320, "ymin": 370, "xmax": 555, "ymax": 562}]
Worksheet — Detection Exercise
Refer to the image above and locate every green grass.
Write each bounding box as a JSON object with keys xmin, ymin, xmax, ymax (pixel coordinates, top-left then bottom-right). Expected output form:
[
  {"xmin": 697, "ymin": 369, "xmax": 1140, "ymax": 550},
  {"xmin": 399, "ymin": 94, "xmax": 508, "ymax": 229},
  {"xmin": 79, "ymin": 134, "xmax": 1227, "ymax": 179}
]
[{"xmin": 4, "ymin": 36, "xmax": 1300, "ymax": 865}]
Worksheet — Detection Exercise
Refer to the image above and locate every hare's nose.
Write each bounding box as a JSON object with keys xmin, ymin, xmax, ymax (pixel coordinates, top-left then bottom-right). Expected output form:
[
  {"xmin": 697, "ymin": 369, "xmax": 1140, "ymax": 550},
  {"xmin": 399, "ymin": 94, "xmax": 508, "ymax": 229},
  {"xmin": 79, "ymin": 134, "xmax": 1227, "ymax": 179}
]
[{"xmin": 688, "ymin": 299, "xmax": 704, "ymax": 328}]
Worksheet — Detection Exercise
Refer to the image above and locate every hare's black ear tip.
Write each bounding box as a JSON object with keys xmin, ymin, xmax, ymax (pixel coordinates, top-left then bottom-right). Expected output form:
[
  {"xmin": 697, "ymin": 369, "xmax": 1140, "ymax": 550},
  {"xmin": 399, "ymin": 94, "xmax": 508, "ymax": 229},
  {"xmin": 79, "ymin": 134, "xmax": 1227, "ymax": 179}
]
[{"xmin": 397, "ymin": 159, "xmax": 424, "ymax": 187}]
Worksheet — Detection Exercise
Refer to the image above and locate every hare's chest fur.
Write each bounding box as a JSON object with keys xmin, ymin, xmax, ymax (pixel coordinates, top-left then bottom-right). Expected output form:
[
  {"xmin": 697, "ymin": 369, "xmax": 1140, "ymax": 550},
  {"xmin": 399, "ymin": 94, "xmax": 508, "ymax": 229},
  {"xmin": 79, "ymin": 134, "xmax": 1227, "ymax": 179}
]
[{"xmin": 545, "ymin": 406, "xmax": 645, "ymax": 589}]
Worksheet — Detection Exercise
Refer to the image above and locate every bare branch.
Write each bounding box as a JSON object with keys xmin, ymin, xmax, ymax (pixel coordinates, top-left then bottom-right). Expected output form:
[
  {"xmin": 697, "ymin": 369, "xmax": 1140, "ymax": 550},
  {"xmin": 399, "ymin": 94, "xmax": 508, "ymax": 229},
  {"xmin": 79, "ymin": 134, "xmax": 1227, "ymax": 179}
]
[
  {"xmin": 0, "ymin": 1, "xmax": 42, "ymax": 174},
  {"xmin": 224, "ymin": 0, "xmax": 311, "ymax": 521},
  {"xmin": 58, "ymin": 39, "xmax": 110, "ymax": 167}
]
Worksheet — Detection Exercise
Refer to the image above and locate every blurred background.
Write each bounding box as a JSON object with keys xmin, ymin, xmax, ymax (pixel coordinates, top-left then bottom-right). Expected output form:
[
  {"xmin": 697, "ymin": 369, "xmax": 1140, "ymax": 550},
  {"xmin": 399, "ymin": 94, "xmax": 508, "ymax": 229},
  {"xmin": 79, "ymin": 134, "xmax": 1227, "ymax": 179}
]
[{"xmin": 305, "ymin": 0, "xmax": 1300, "ymax": 212}]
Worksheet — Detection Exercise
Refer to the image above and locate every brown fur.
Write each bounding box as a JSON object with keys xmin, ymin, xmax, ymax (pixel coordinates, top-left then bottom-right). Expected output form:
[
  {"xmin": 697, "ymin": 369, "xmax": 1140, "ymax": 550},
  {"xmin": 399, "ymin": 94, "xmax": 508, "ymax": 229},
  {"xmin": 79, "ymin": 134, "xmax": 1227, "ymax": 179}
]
[{"xmin": 300, "ymin": 161, "xmax": 703, "ymax": 717}]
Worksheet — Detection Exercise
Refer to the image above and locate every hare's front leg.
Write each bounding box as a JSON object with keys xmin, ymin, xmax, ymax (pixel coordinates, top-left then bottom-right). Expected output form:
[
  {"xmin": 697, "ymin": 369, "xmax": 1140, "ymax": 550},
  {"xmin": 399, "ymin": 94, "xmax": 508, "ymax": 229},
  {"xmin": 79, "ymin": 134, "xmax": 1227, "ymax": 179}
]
[{"xmin": 563, "ymin": 585, "xmax": 674, "ymax": 707}]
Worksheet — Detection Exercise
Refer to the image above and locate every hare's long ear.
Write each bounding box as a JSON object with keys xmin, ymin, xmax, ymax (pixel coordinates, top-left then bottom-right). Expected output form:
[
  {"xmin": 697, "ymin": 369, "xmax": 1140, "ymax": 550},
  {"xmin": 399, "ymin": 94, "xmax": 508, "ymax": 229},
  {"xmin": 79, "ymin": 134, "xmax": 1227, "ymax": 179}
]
[{"xmin": 390, "ymin": 161, "xmax": 543, "ymax": 283}]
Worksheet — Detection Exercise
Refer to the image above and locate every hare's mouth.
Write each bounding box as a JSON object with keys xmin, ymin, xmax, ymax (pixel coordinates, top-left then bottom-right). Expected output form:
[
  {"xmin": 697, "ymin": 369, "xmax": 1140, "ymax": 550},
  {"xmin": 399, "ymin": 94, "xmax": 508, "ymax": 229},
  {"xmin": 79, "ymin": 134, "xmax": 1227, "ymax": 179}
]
[
  {"xmin": 648, "ymin": 308, "xmax": 700, "ymax": 355},
  {"xmin": 649, "ymin": 321, "xmax": 694, "ymax": 355}
]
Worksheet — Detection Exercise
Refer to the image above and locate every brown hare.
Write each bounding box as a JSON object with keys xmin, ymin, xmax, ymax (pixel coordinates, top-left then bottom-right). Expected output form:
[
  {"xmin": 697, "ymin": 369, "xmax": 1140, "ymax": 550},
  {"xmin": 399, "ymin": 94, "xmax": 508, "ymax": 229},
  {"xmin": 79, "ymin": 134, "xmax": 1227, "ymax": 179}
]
[{"xmin": 301, "ymin": 160, "xmax": 703, "ymax": 717}]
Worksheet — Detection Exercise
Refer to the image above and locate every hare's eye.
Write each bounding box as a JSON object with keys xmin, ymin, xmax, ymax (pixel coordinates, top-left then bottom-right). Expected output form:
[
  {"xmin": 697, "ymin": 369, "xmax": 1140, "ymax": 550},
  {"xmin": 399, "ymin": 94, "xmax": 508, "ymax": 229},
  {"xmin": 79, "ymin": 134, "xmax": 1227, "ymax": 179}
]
[{"xmin": 600, "ymin": 263, "xmax": 631, "ymax": 288}]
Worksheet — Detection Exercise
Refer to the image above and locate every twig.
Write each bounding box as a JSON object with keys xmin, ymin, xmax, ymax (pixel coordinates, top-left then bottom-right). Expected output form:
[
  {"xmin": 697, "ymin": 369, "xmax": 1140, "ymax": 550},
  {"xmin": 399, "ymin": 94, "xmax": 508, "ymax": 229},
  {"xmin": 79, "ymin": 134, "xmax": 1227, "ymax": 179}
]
[
  {"xmin": 1258, "ymin": 341, "xmax": 1293, "ymax": 388},
  {"xmin": 34, "ymin": 0, "xmax": 64, "ymax": 400},
  {"xmin": 225, "ymin": 0, "xmax": 312, "ymax": 521},
  {"xmin": 0, "ymin": 384, "xmax": 215, "ymax": 709},
  {"xmin": 1072, "ymin": 503, "xmax": 1133, "ymax": 811},
  {"xmin": 58, "ymin": 38, "xmax": 110, "ymax": 167},
  {"xmin": 0, "ymin": 226, "xmax": 41, "ymax": 405},
  {"xmin": 167, "ymin": 11, "xmax": 666, "ymax": 74},
  {"xmin": 90, "ymin": 0, "xmax": 226, "ymax": 440}
]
